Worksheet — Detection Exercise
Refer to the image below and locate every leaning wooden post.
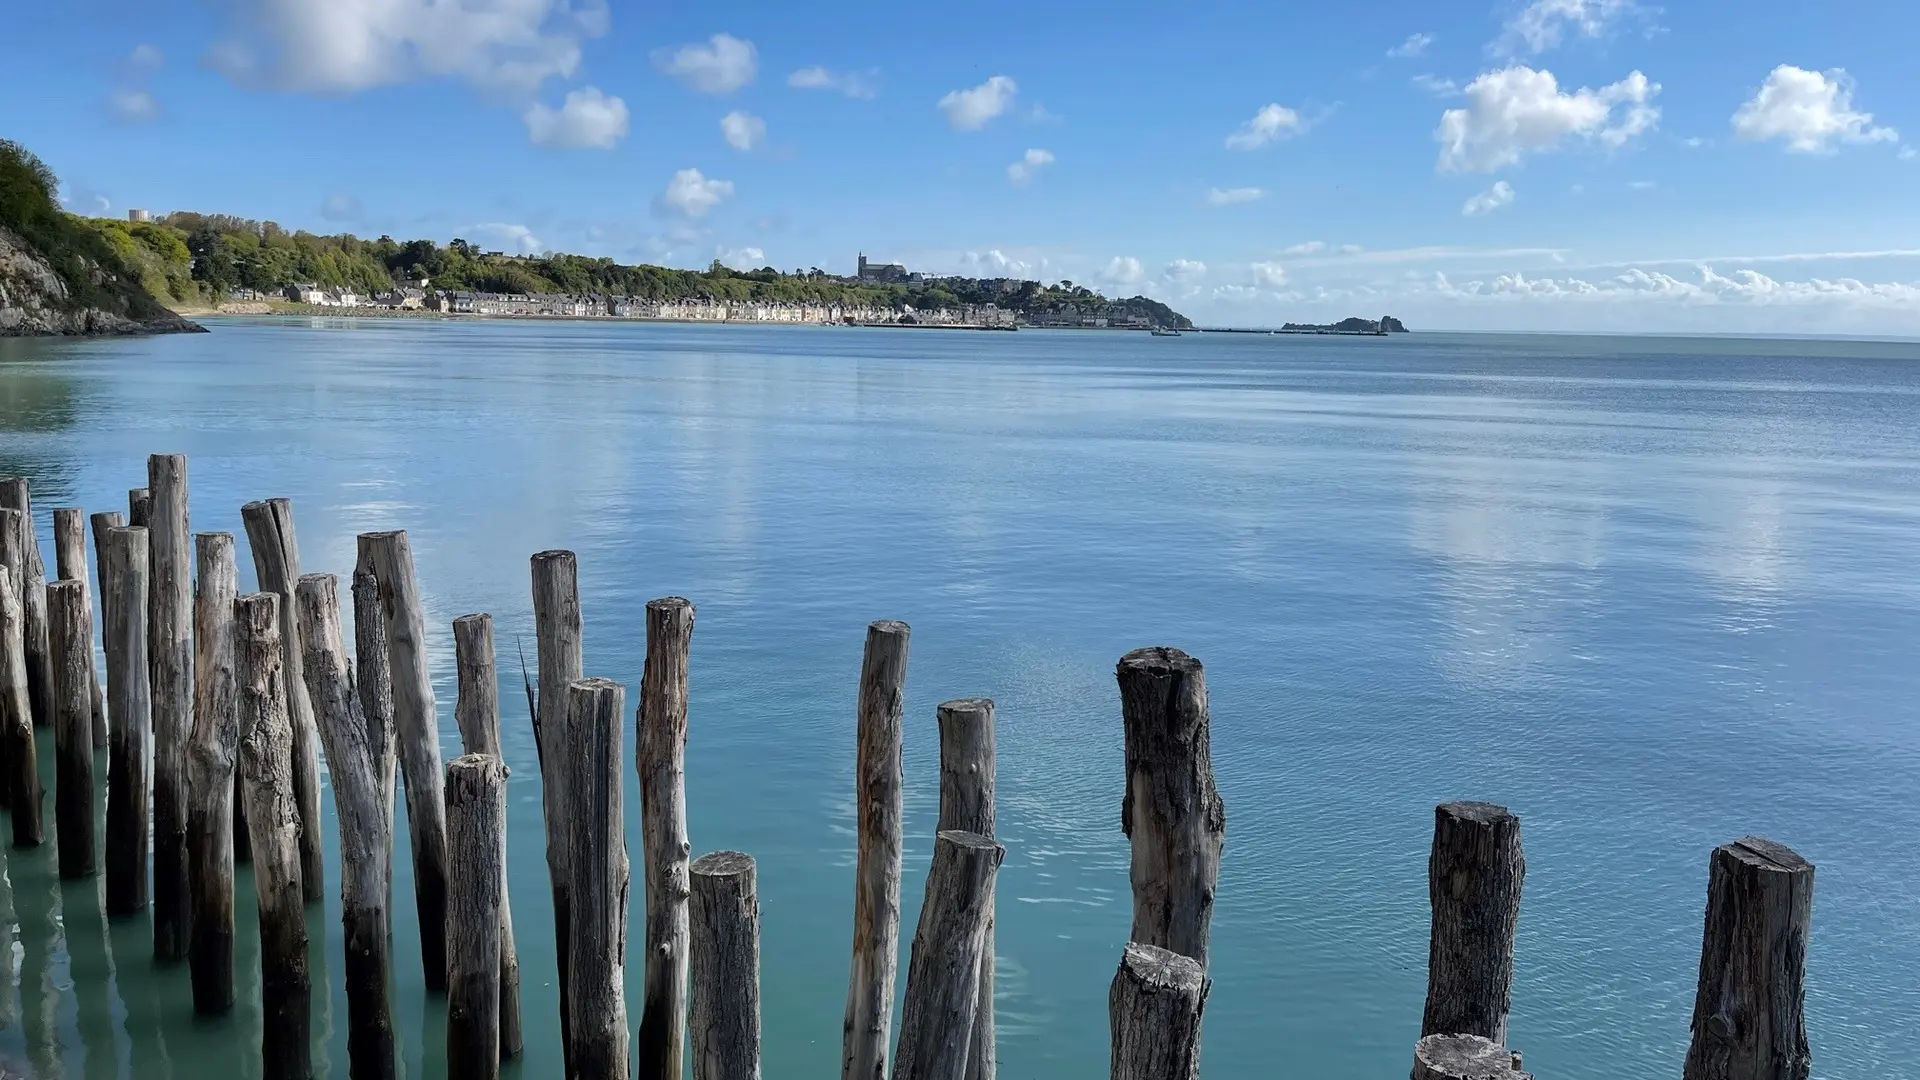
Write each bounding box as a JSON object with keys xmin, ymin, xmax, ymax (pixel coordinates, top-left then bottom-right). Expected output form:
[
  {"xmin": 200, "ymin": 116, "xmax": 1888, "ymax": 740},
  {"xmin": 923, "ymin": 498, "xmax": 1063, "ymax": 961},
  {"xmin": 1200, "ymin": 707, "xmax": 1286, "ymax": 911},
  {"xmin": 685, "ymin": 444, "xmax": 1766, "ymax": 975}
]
[
  {"xmin": 894, "ymin": 830, "xmax": 1005, "ymax": 1080},
  {"xmin": 351, "ymin": 569, "xmax": 395, "ymax": 889},
  {"xmin": 296, "ymin": 573, "xmax": 396, "ymax": 1080},
  {"xmin": 242, "ymin": 498, "xmax": 325, "ymax": 903},
  {"xmin": 1115, "ymin": 647, "xmax": 1225, "ymax": 967},
  {"xmin": 235, "ymin": 592, "xmax": 311, "ymax": 1080},
  {"xmin": 1422, "ymin": 802, "xmax": 1524, "ymax": 1045},
  {"xmin": 689, "ymin": 851, "xmax": 761, "ymax": 1080},
  {"xmin": 566, "ymin": 678, "xmax": 629, "ymax": 1080},
  {"xmin": 1411, "ymin": 1034, "xmax": 1533, "ymax": 1080},
  {"xmin": 88, "ymin": 510, "xmax": 124, "ymax": 751},
  {"xmin": 446, "ymin": 754, "xmax": 508, "ymax": 1080},
  {"xmin": 101, "ymin": 525, "xmax": 152, "ymax": 915},
  {"xmin": 531, "ymin": 549, "xmax": 583, "ymax": 1071},
  {"xmin": 937, "ymin": 698, "xmax": 997, "ymax": 1080},
  {"xmin": 187, "ymin": 532, "xmax": 239, "ymax": 1015},
  {"xmin": 0, "ymin": 479, "xmax": 54, "ymax": 732},
  {"xmin": 357, "ymin": 530, "xmax": 449, "ymax": 990},
  {"xmin": 1109, "ymin": 942, "xmax": 1209, "ymax": 1080},
  {"xmin": 454, "ymin": 613, "xmax": 522, "ymax": 1059},
  {"xmin": 148, "ymin": 454, "xmax": 193, "ymax": 961},
  {"xmin": 52, "ymin": 507, "xmax": 107, "ymax": 747},
  {"xmin": 49, "ymin": 579, "xmax": 95, "ymax": 877},
  {"xmin": 638, "ymin": 596, "xmax": 695, "ymax": 1080},
  {"xmin": 0, "ymin": 563, "xmax": 44, "ymax": 845},
  {"xmin": 127, "ymin": 487, "xmax": 150, "ymax": 528},
  {"xmin": 842, "ymin": 619, "xmax": 910, "ymax": 1080},
  {"xmin": 1682, "ymin": 838, "xmax": 1814, "ymax": 1080}
]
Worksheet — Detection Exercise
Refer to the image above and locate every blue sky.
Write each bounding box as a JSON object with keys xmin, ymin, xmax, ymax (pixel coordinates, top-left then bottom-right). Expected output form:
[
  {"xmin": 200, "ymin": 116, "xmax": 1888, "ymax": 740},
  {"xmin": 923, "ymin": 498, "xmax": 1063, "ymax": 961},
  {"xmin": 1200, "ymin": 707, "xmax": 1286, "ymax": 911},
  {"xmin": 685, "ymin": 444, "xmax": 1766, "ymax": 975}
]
[{"xmin": 7, "ymin": 0, "xmax": 1920, "ymax": 333}]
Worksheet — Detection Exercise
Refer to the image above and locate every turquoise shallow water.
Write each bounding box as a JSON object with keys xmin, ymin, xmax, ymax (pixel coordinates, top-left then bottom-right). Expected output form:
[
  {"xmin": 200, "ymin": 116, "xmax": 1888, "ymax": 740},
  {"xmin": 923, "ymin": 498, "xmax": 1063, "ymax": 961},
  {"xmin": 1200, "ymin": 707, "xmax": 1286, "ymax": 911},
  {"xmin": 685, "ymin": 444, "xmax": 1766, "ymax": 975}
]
[{"xmin": 0, "ymin": 318, "xmax": 1915, "ymax": 1078}]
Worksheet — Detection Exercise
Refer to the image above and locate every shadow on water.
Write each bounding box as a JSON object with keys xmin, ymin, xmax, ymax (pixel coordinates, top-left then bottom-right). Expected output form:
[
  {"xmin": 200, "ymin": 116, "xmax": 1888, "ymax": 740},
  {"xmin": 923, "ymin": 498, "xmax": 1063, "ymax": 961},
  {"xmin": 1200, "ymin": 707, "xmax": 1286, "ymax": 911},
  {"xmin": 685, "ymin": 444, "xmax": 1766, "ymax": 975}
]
[{"xmin": 0, "ymin": 341, "xmax": 86, "ymax": 503}]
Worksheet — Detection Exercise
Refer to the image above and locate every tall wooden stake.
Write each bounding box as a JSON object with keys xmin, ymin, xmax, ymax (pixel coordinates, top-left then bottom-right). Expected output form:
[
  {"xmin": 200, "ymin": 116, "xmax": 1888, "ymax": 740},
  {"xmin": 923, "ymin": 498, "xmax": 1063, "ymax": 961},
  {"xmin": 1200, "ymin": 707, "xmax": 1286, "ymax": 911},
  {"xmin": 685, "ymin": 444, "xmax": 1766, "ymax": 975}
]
[
  {"xmin": 1682, "ymin": 837, "xmax": 1814, "ymax": 1080},
  {"xmin": 351, "ymin": 569, "xmax": 395, "ymax": 897},
  {"xmin": 454, "ymin": 612, "xmax": 522, "ymax": 1058},
  {"xmin": 0, "ymin": 479, "xmax": 53, "ymax": 732},
  {"xmin": 1422, "ymin": 801, "xmax": 1524, "ymax": 1045},
  {"xmin": 894, "ymin": 830, "xmax": 1004, "ymax": 1080},
  {"xmin": 49, "ymin": 579, "xmax": 95, "ymax": 877},
  {"xmin": 102, "ymin": 525, "xmax": 151, "ymax": 915},
  {"xmin": 842, "ymin": 619, "xmax": 910, "ymax": 1080},
  {"xmin": 446, "ymin": 753, "xmax": 508, "ymax": 1080},
  {"xmin": 1109, "ymin": 943, "xmax": 1208, "ymax": 1080},
  {"xmin": 127, "ymin": 487, "xmax": 150, "ymax": 528},
  {"xmin": 148, "ymin": 454, "xmax": 193, "ymax": 961},
  {"xmin": 0, "ymin": 562, "xmax": 43, "ymax": 845},
  {"xmin": 566, "ymin": 677, "xmax": 629, "ymax": 1080},
  {"xmin": 242, "ymin": 499, "xmax": 325, "ymax": 903},
  {"xmin": 52, "ymin": 507, "xmax": 107, "ymax": 747},
  {"xmin": 690, "ymin": 850, "xmax": 762, "ymax": 1080},
  {"xmin": 187, "ymin": 532, "xmax": 239, "ymax": 1014},
  {"xmin": 531, "ymin": 548, "xmax": 583, "ymax": 1071},
  {"xmin": 88, "ymin": 511, "xmax": 124, "ymax": 751},
  {"xmin": 937, "ymin": 698, "xmax": 997, "ymax": 1080},
  {"xmin": 639, "ymin": 596, "xmax": 695, "ymax": 1080}
]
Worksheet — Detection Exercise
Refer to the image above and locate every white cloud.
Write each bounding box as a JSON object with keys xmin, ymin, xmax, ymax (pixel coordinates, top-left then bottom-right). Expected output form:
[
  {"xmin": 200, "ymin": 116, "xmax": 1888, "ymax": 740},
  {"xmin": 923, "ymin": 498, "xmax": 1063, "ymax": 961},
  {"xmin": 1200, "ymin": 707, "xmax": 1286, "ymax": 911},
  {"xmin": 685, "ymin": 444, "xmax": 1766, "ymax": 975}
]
[
  {"xmin": 1099, "ymin": 256, "xmax": 1146, "ymax": 286},
  {"xmin": 1339, "ymin": 243, "xmax": 1366, "ymax": 254},
  {"xmin": 109, "ymin": 90, "xmax": 161, "ymax": 123},
  {"xmin": 1463, "ymin": 180, "xmax": 1516, "ymax": 216},
  {"xmin": 960, "ymin": 249, "xmax": 1038, "ymax": 278},
  {"xmin": 320, "ymin": 192, "xmax": 363, "ymax": 221},
  {"xmin": 939, "ymin": 75, "xmax": 1017, "ymax": 130},
  {"xmin": 1413, "ymin": 74, "xmax": 1459, "ymax": 96},
  {"xmin": 1902, "ymin": 146, "xmax": 1918, "ymax": 161},
  {"xmin": 523, "ymin": 86, "xmax": 628, "ymax": 149},
  {"xmin": 717, "ymin": 246, "xmax": 766, "ymax": 269},
  {"xmin": 656, "ymin": 168, "xmax": 734, "ymax": 218},
  {"xmin": 721, "ymin": 110, "xmax": 766, "ymax": 151},
  {"xmin": 1389, "ymin": 33, "xmax": 1434, "ymax": 58},
  {"xmin": 1164, "ymin": 259, "xmax": 1207, "ymax": 282},
  {"xmin": 1282, "ymin": 241, "xmax": 1327, "ymax": 255},
  {"xmin": 1006, "ymin": 148, "xmax": 1054, "ymax": 185},
  {"xmin": 1683, "ymin": 136, "xmax": 1705, "ymax": 148},
  {"xmin": 128, "ymin": 43, "xmax": 165, "ymax": 69},
  {"xmin": 1627, "ymin": 179, "xmax": 1656, "ymax": 190},
  {"xmin": 204, "ymin": 0, "xmax": 610, "ymax": 95},
  {"xmin": 1497, "ymin": 0, "xmax": 1649, "ymax": 56},
  {"xmin": 1206, "ymin": 186, "xmax": 1265, "ymax": 206},
  {"xmin": 470, "ymin": 222, "xmax": 543, "ymax": 254},
  {"xmin": 1251, "ymin": 261, "xmax": 1289, "ymax": 287},
  {"xmin": 1432, "ymin": 265, "xmax": 1920, "ymax": 312},
  {"xmin": 653, "ymin": 32, "xmax": 757, "ymax": 94},
  {"xmin": 788, "ymin": 66, "xmax": 875, "ymax": 99},
  {"xmin": 1437, "ymin": 66, "xmax": 1660, "ymax": 172},
  {"xmin": 1225, "ymin": 103, "xmax": 1305, "ymax": 150},
  {"xmin": 1731, "ymin": 66, "xmax": 1897, "ymax": 153}
]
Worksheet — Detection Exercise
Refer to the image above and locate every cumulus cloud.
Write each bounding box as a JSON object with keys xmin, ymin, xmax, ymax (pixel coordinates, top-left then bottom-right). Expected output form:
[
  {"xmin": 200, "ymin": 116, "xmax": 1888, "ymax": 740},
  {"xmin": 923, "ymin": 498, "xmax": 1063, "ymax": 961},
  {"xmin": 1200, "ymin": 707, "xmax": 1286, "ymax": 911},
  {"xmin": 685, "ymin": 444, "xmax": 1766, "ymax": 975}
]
[
  {"xmin": 1282, "ymin": 241, "xmax": 1327, "ymax": 255},
  {"xmin": 523, "ymin": 86, "xmax": 628, "ymax": 149},
  {"xmin": 1164, "ymin": 259, "xmax": 1207, "ymax": 282},
  {"xmin": 721, "ymin": 110, "xmax": 767, "ymax": 151},
  {"xmin": 469, "ymin": 222, "xmax": 543, "ymax": 254},
  {"xmin": 717, "ymin": 246, "xmax": 766, "ymax": 269},
  {"xmin": 653, "ymin": 32, "xmax": 757, "ymax": 94},
  {"xmin": 1731, "ymin": 66, "xmax": 1897, "ymax": 153},
  {"xmin": 1388, "ymin": 33, "xmax": 1434, "ymax": 58},
  {"xmin": 1437, "ymin": 66, "xmax": 1659, "ymax": 172},
  {"xmin": 960, "ymin": 249, "xmax": 1039, "ymax": 278},
  {"xmin": 939, "ymin": 75, "xmax": 1017, "ymax": 130},
  {"xmin": 1206, "ymin": 186, "xmax": 1264, "ymax": 206},
  {"xmin": 788, "ymin": 66, "xmax": 875, "ymax": 99},
  {"xmin": 110, "ymin": 43, "xmax": 165, "ymax": 122},
  {"xmin": 1463, "ymin": 180, "xmax": 1516, "ymax": 216},
  {"xmin": 1251, "ymin": 261, "xmax": 1289, "ymax": 287},
  {"xmin": 1099, "ymin": 256, "xmax": 1146, "ymax": 286},
  {"xmin": 656, "ymin": 168, "xmax": 734, "ymax": 218},
  {"xmin": 1225, "ymin": 103, "xmax": 1305, "ymax": 150},
  {"xmin": 1006, "ymin": 148, "xmax": 1054, "ymax": 185},
  {"xmin": 1496, "ymin": 0, "xmax": 1650, "ymax": 56},
  {"xmin": 110, "ymin": 90, "xmax": 162, "ymax": 123},
  {"xmin": 1432, "ymin": 265, "xmax": 1920, "ymax": 311},
  {"xmin": 204, "ymin": 0, "xmax": 610, "ymax": 95},
  {"xmin": 320, "ymin": 192, "xmax": 364, "ymax": 221},
  {"xmin": 1902, "ymin": 146, "xmax": 1918, "ymax": 161}
]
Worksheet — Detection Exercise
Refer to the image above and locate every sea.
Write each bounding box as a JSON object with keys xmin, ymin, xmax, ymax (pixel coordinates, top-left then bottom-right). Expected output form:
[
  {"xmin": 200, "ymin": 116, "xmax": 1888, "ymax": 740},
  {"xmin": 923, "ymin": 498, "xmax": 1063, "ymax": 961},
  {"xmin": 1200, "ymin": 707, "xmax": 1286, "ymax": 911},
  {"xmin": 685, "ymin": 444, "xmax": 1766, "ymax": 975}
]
[{"xmin": 0, "ymin": 317, "xmax": 1914, "ymax": 1078}]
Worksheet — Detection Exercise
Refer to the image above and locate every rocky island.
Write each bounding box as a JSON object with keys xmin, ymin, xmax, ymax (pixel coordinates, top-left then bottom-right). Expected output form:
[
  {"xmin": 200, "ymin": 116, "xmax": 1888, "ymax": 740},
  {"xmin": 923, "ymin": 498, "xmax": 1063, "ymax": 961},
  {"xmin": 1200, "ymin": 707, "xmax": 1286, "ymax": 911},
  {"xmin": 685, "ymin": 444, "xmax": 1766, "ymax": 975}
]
[{"xmin": 1279, "ymin": 316, "xmax": 1409, "ymax": 335}]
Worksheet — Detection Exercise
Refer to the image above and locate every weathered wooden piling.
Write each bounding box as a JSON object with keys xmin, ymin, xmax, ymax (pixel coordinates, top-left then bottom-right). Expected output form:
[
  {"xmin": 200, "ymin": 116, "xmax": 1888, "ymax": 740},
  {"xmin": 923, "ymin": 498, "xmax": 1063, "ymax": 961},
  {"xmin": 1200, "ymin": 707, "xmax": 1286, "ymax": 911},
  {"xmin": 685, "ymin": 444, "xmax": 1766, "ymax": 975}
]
[
  {"xmin": 49, "ymin": 579, "xmax": 95, "ymax": 877},
  {"xmin": 894, "ymin": 829, "xmax": 1005, "ymax": 1080},
  {"xmin": 148, "ymin": 454, "xmax": 193, "ymax": 961},
  {"xmin": 0, "ymin": 564, "xmax": 43, "ymax": 845},
  {"xmin": 690, "ymin": 851, "xmax": 762, "ymax": 1080},
  {"xmin": 1422, "ymin": 801, "xmax": 1524, "ymax": 1046},
  {"xmin": 127, "ymin": 487, "xmax": 150, "ymax": 528},
  {"xmin": 242, "ymin": 498, "xmax": 325, "ymax": 903},
  {"xmin": 350, "ymin": 569, "xmax": 395, "ymax": 881},
  {"xmin": 101, "ymin": 525, "xmax": 151, "ymax": 915},
  {"xmin": 446, "ymin": 753, "xmax": 508, "ymax": 1080},
  {"xmin": 0, "ymin": 480, "xmax": 54, "ymax": 732},
  {"xmin": 235, "ymin": 592, "xmax": 311, "ymax": 1080},
  {"xmin": 842, "ymin": 619, "xmax": 910, "ymax": 1080},
  {"xmin": 565, "ymin": 677, "xmax": 629, "ymax": 1080},
  {"xmin": 453, "ymin": 613, "xmax": 522, "ymax": 1058},
  {"xmin": 1115, "ymin": 647, "xmax": 1224, "ymax": 967},
  {"xmin": 52, "ymin": 507, "xmax": 107, "ymax": 747},
  {"xmin": 639, "ymin": 596, "xmax": 695, "ymax": 1080},
  {"xmin": 1411, "ymin": 1034, "xmax": 1532, "ymax": 1080},
  {"xmin": 531, "ymin": 548, "xmax": 583, "ymax": 1070},
  {"xmin": 1682, "ymin": 837, "xmax": 1814, "ymax": 1080},
  {"xmin": 937, "ymin": 698, "xmax": 997, "ymax": 1080},
  {"xmin": 187, "ymin": 532, "xmax": 238, "ymax": 1015},
  {"xmin": 357, "ymin": 530, "xmax": 448, "ymax": 990},
  {"xmin": 296, "ymin": 573, "xmax": 396, "ymax": 1080},
  {"xmin": 1109, "ymin": 942, "xmax": 1208, "ymax": 1080}
]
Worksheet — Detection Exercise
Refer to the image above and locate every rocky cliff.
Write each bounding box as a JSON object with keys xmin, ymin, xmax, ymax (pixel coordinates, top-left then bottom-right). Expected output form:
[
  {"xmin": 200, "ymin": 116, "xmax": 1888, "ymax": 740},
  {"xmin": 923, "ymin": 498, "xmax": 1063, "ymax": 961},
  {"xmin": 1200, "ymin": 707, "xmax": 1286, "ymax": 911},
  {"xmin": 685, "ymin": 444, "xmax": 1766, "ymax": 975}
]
[{"xmin": 0, "ymin": 225, "xmax": 204, "ymax": 337}]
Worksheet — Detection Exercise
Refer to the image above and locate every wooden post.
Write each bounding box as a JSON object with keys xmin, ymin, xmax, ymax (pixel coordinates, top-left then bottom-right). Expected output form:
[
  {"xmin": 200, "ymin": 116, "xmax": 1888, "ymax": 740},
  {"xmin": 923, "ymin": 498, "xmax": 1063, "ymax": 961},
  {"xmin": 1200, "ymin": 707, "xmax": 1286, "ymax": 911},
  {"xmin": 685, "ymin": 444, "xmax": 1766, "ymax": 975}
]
[
  {"xmin": 689, "ymin": 851, "xmax": 761, "ymax": 1080},
  {"xmin": 1109, "ymin": 942, "xmax": 1209, "ymax": 1080},
  {"xmin": 187, "ymin": 532, "xmax": 238, "ymax": 1015},
  {"xmin": 88, "ymin": 511, "xmax": 124, "ymax": 750},
  {"xmin": 148, "ymin": 454, "xmax": 193, "ymax": 961},
  {"xmin": 101, "ymin": 525, "xmax": 151, "ymax": 916},
  {"xmin": 295, "ymin": 573, "xmax": 396, "ymax": 1080},
  {"xmin": 49, "ymin": 579, "xmax": 95, "ymax": 877},
  {"xmin": 1115, "ymin": 647, "xmax": 1225, "ymax": 967},
  {"xmin": 531, "ymin": 548, "xmax": 583, "ymax": 1071},
  {"xmin": 1682, "ymin": 837, "xmax": 1814, "ymax": 1080},
  {"xmin": 937, "ymin": 698, "xmax": 997, "ymax": 1080},
  {"xmin": 0, "ymin": 563, "xmax": 44, "ymax": 845},
  {"xmin": 0, "ymin": 479, "xmax": 54, "ymax": 732},
  {"xmin": 1422, "ymin": 801, "xmax": 1524, "ymax": 1045},
  {"xmin": 565, "ymin": 677, "xmax": 629, "ymax": 1080},
  {"xmin": 894, "ymin": 830, "xmax": 1004, "ymax": 1080},
  {"xmin": 127, "ymin": 488, "xmax": 150, "ymax": 528},
  {"xmin": 842, "ymin": 619, "xmax": 910, "ymax": 1080},
  {"xmin": 242, "ymin": 499, "xmax": 325, "ymax": 903},
  {"xmin": 638, "ymin": 596, "xmax": 694, "ymax": 1080},
  {"xmin": 234, "ymin": 592, "xmax": 311, "ymax": 1080},
  {"xmin": 351, "ymin": 569, "xmax": 395, "ymax": 889},
  {"xmin": 52, "ymin": 507, "xmax": 107, "ymax": 747},
  {"xmin": 446, "ymin": 754, "xmax": 507, "ymax": 1080},
  {"xmin": 357, "ymin": 530, "xmax": 448, "ymax": 990},
  {"xmin": 1411, "ymin": 1034, "xmax": 1532, "ymax": 1080},
  {"xmin": 454, "ymin": 613, "xmax": 523, "ymax": 1059}
]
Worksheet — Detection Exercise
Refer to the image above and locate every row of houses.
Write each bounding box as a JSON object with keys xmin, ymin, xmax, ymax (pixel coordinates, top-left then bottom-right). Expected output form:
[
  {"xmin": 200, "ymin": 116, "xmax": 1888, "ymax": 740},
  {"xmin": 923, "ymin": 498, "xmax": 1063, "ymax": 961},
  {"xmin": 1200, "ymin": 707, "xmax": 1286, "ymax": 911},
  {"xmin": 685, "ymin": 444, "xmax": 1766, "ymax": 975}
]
[{"xmin": 277, "ymin": 285, "xmax": 1017, "ymax": 327}]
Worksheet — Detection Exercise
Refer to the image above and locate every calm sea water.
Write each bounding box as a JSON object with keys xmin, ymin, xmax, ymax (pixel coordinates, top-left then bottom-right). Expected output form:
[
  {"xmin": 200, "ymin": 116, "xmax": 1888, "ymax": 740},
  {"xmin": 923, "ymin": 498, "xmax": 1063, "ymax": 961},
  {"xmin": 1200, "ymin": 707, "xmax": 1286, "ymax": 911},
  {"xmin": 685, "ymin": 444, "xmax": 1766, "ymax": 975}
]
[{"xmin": 0, "ymin": 318, "xmax": 1914, "ymax": 1079}]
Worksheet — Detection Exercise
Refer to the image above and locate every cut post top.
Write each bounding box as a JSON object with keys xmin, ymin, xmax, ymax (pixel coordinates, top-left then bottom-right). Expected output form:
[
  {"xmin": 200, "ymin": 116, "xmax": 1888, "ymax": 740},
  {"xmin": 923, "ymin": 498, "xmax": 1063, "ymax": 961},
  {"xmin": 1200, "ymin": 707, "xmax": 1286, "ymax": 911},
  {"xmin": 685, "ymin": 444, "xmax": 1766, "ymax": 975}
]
[
  {"xmin": 1118, "ymin": 942, "xmax": 1206, "ymax": 994},
  {"xmin": 1116, "ymin": 645, "xmax": 1202, "ymax": 680},
  {"xmin": 691, "ymin": 850, "xmax": 754, "ymax": 880},
  {"xmin": 1437, "ymin": 801, "xmax": 1517, "ymax": 827},
  {"xmin": 1723, "ymin": 836, "xmax": 1812, "ymax": 875}
]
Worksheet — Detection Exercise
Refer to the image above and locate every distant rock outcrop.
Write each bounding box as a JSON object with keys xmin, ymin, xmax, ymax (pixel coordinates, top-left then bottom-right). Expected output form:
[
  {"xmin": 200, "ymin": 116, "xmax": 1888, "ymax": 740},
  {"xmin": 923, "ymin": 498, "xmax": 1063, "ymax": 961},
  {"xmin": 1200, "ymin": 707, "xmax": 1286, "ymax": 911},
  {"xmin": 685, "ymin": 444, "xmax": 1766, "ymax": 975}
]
[
  {"xmin": 1, "ymin": 226, "xmax": 204, "ymax": 336},
  {"xmin": 1280, "ymin": 315, "xmax": 1410, "ymax": 334}
]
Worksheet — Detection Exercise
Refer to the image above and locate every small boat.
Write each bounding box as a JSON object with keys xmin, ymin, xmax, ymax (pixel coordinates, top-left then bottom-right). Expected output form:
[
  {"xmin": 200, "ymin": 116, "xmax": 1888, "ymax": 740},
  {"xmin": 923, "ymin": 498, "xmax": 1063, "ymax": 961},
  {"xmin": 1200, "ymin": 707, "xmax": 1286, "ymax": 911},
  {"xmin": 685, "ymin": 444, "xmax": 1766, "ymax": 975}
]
[{"xmin": 1150, "ymin": 327, "xmax": 1181, "ymax": 337}]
